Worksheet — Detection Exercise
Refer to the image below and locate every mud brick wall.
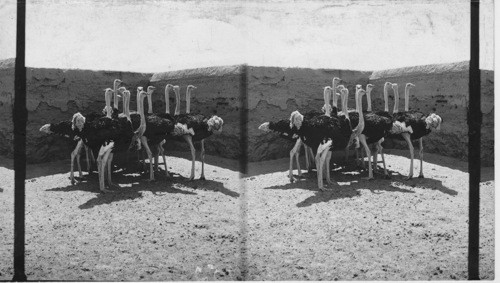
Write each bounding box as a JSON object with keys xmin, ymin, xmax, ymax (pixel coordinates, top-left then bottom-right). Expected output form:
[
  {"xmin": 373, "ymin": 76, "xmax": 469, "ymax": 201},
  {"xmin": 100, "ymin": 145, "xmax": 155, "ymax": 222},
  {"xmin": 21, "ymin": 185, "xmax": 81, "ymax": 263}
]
[
  {"xmin": 369, "ymin": 62, "xmax": 494, "ymax": 166},
  {"xmin": 149, "ymin": 66, "xmax": 243, "ymax": 159},
  {"xmin": 0, "ymin": 59, "xmax": 494, "ymax": 165}
]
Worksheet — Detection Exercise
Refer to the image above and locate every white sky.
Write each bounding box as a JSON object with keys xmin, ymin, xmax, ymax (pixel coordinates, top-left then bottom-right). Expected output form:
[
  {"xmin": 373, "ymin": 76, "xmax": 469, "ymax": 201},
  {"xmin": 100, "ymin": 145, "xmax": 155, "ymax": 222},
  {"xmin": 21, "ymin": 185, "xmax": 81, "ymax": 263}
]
[{"xmin": 0, "ymin": 0, "xmax": 495, "ymax": 72}]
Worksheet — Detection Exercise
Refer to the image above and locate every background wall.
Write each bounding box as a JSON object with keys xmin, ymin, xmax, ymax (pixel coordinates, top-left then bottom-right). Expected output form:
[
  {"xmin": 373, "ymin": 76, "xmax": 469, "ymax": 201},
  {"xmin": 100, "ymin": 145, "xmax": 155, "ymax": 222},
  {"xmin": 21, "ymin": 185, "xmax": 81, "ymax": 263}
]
[{"xmin": 0, "ymin": 59, "xmax": 494, "ymax": 166}]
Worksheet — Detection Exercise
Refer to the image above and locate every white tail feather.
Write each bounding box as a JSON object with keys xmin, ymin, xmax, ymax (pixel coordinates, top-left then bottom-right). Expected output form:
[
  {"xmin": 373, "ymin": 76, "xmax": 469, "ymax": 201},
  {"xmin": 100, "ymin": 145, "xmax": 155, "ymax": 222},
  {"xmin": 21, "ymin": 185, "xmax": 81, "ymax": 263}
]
[
  {"xmin": 173, "ymin": 123, "xmax": 195, "ymax": 136},
  {"xmin": 258, "ymin": 122, "xmax": 270, "ymax": 132}
]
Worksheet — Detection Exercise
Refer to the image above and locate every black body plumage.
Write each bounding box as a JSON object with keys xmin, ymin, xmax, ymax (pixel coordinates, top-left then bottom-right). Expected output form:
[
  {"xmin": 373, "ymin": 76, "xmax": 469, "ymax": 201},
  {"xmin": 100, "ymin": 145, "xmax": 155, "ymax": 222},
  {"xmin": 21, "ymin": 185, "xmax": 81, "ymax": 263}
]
[
  {"xmin": 267, "ymin": 119, "xmax": 297, "ymax": 141},
  {"xmin": 391, "ymin": 111, "xmax": 431, "ymax": 140},
  {"xmin": 174, "ymin": 113, "xmax": 215, "ymax": 142}
]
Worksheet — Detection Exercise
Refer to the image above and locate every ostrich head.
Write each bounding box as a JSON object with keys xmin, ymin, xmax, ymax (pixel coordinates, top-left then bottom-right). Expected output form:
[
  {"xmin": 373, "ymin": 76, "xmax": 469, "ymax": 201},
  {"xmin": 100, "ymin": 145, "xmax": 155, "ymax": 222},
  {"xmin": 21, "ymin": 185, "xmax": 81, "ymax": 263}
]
[
  {"xmin": 114, "ymin": 79, "xmax": 122, "ymax": 85},
  {"xmin": 173, "ymin": 85, "xmax": 180, "ymax": 94},
  {"xmin": 425, "ymin": 113, "xmax": 442, "ymax": 130},
  {"xmin": 147, "ymin": 86, "xmax": 156, "ymax": 94},
  {"xmin": 71, "ymin": 112, "xmax": 86, "ymax": 132},
  {"xmin": 391, "ymin": 83, "xmax": 398, "ymax": 90},
  {"xmin": 366, "ymin": 84, "xmax": 374, "ymax": 91},
  {"xmin": 137, "ymin": 86, "xmax": 143, "ymax": 92},
  {"xmin": 406, "ymin": 83, "xmax": 415, "ymax": 89},
  {"xmin": 289, "ymin": 110, "xmax": 304, "ymax": 130},
  {"xmin": 208, "ymin": 115, "xmax": 224, "ymax": 133},
  {"xmin": 321, "ymin": 103, "xmax": 333, "ymax": 114},
  {"xmin": 165, "ymin": 84, "xmax": 174, "ymax": 91},
  {"xmin": 187, "ymin": 85, "xmax": 197, "ymax": 90},
  {"xmin": 39, "ymin": 124, "xmax": 52, "ymax": 134},
  {"xmin": 384, "ymin": 82, "xmax": 392, "ymax": 88}
]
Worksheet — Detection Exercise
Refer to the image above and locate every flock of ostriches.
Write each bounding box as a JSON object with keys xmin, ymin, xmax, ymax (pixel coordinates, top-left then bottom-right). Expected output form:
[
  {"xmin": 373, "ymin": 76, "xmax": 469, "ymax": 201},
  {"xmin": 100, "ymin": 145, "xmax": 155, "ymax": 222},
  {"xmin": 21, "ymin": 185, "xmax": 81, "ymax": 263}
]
[
  {"xmin": 39, "ymin": 77, "xmax": 442, "ymax": 193},
  {"xmin": 40, "ymin": 80, "xmax": 224, "ymax": 193},
  {"xmin": 258, "ymin": 77, "xmax": 442, "ymax": 189}
]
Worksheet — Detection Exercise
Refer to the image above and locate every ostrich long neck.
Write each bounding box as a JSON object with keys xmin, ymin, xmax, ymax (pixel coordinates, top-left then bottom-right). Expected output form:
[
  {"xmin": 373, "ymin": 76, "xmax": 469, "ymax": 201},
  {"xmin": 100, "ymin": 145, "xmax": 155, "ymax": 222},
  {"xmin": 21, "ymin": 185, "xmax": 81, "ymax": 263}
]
[
  {"xmin": 331, "ymin": 79, "xmax": 338, "ymax": 109},
  {"xmin": 323, "ymin": 88, "xmax": 331, "ymax": 117},
  {"xmin": 357, "ymin": 92, "xmax": 364, "ymax": 129},
  {"xmin": 383, "ymin": 84, "xmax": 389, "ymax": 112},
  {"xmin": 105, "ymin": 91, "xmax": 112, "ymax": 118},
  {"xmin": 393, "ymin": 87, "xmax": 400, "ymax": 113},
  {"xmin": 139, "ymin": 94, "xmax": 146, "ymax": 129},
  {"xmin": 341, "ymin": 91, "xmax": 349, "ymax": 120},
  {"xmin": 354, "ymin": 89, "xmax": 359, "ymax": 113},
  {"xmin": 186, "ymin": 88, "xmax": 191, "ymax": 114},
  {"xmin": 165, "ymin": 87, "xmax": 170, "ymax": 114},
  {"xmin": 124, "ymin": 93, "xmax": 130, "ymax": 120},
  {"xmin": 113, "ymin": 81, "xmax": 119, "ymax": 109},
  {"xmin": 136, "ymin": 90, "xmax": 141, "ymax": 112},
  {"xmin": 404, "ymin": 85, "xmax": 410, "ymax": 112},
  {"xmin": 174, "ymin": 89, "xmax": 180, "ymax": 115},
  {"xmin": 366, "ymin": 88, "xmax": 372, "ymax": 112},
  {"xmin": 147, "ymin": 91, "xmax": 153, "ymax": 114},
  {"xmin": 343, "ymin": 90, "xmax": 349, "ymax": 118}
]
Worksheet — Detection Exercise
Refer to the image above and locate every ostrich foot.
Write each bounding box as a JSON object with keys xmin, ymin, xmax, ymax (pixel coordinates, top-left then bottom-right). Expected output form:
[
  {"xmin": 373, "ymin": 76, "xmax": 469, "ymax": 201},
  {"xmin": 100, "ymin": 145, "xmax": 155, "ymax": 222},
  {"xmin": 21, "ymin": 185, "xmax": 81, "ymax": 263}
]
[
  {"xmin": 71, "ymin": 178, "xmax": 76, "ymax": 185},
  {"xmin": 362, "ymin": 176, "xmax": 374, "ymax": 181},
  {"xmin": 384, "ymin": 174, "xmax": 392, "ymax": 180},
  {"xmin": 289, "ymin": 177, "xmax": 297, "ymax": 183},
  {"xmin": 326, "ymin": 178, "xmax": 334, "ymax": 185},
  {"xmin": 318, "ymin": 186, "xmax": 328, "ymax": 191},
  {"xmin": 108, "ymin": 182, "xmax": 120, "ymax": 189},
  {"xmin": 199, "ymin": 175, "xmax": 206, "ymax": 181},
  {"xmin": 418, "ymin": 174, "xmax": 424, "ymax": 178},
  {"xmin": 404, "ymin": 175, "xmax": 413, "ymax": 181},
  {"xmin": 100, "ymin": 187, "xmax": 114, "ymax": 193}
]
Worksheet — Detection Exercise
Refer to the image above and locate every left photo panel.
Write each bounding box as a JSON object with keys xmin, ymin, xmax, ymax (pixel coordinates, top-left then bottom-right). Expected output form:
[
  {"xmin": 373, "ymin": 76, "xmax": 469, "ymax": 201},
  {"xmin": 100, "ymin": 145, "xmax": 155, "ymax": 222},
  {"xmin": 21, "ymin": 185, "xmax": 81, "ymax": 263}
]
[{"xmin": 0, "ymin": 0, "xmax": 247, "ymax": 280}]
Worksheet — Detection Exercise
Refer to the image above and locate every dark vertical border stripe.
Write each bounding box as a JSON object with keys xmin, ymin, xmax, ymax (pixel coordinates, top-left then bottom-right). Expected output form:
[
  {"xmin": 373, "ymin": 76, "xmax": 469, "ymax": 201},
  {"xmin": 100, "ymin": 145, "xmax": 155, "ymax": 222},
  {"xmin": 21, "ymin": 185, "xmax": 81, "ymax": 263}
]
[
  {"xmin": 468, "ymin": 0, "xmax": 480, "ymax": 280},
  {"xmin": 13, "ymin": 0, "xmax": 27, "ymax": 281},
  {"xmin": 238, "ymin": 64, "xmax": 248, "ymax": 280}
]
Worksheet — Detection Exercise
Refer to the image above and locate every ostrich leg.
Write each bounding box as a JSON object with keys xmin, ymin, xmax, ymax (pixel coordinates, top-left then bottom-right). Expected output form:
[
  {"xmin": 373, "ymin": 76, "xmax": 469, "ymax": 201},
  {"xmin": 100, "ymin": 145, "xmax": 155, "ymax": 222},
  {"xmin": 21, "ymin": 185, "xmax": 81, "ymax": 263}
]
[
  {"xmin": 418, "ymin": 138, "xmax": 424, "ymax": 178},
  {"xmin": 183, "ymin": 135, "xmax": 196, "ymax": 181},
  {"xmin": 106, "ymin": 153, "xmax": 119, "ymax": 189},
  {"xmin": 325, "ymin": 150, "xmax": 334, "ymax": 185},
  {"xmin": 375, "ymin": 140, "xmax": 389, "ymax": 178},
  {"xmin": 401, "ymin": 133, "xmax": 414, "ymax": 180},
  {"xmin": 101, "ymin": 147, "xmax": 114, "ymax": 191},
  {"xmin": 70, "ymin": 140, "xmax": 84, "ymax": 185},
  {"xmin": 316, "ymin": 140, "xmax": 332, "ymax": 190},
  {"xmin": 288, "ymin": 138, "xmax": 303, "ymax": 183},
  {"xmin": 315, "ymin": 149, "xmax": 323, "ymax": 190},
  {"xmin": 140, "ymin": 136, "xmax": 155, "ymax": 181},
  {"xmin": 304, "ymin": 143, "xmax": 310, "ymax": 172},
  {"xmin": 294, "ymin": 140, "xmax": 302, "ymax": 177},
  {"xmin": 97, "ymin": 143, "xmax": 114, "ymax": 193},
  {"xmin": 359, "ymin": 135, "xmax": 373, "ymax": 180},
  {"xmin": 200, "ymin": 139, "xmax": 206, "ymax": 180},
  {"xmin": 84, "ymin": 144, "xmax": 91, "ymax": 173},
  {"xmin": 158, "ymin": 141, "xmax": 170, "ymax": 178}
]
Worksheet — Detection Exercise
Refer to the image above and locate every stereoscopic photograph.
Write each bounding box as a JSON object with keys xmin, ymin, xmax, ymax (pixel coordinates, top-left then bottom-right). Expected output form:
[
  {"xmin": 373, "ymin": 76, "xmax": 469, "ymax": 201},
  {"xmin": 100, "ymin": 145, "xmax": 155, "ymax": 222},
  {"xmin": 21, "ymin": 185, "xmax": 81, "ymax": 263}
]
[{"xmin": 0, "ymin": 0, "xmax": 495, "ymax": 281}]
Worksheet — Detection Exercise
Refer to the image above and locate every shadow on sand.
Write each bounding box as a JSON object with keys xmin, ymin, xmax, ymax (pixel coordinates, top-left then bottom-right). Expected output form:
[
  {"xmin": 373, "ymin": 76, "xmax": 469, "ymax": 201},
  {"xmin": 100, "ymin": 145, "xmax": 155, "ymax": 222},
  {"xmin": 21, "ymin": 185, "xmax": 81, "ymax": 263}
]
[
  {"xmin": 263, "ymin": 164, "xmax": 458, "ymax": 208},
  {"xmin": 47, "ymin": 168, "xmax": 239, "ymax": 210}
]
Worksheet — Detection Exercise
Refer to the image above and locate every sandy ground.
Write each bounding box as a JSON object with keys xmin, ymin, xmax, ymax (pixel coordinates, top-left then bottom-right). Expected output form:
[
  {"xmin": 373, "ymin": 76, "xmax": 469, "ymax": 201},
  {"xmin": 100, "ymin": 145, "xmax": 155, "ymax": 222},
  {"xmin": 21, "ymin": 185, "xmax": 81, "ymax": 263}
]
[{"xmin": 0, "ymin": 149, "xmax": 495, "ymax": 280}]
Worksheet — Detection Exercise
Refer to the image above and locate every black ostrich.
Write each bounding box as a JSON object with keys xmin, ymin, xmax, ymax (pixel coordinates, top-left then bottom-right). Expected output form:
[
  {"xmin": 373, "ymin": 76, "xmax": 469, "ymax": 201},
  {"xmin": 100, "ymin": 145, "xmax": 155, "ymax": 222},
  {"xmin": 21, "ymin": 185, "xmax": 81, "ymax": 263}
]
[
  {"xmin": 128, "ymin": 86, "xmax": 174, "ymax": 180},
  {"xmin": 389, "ymin": 83, "xmax": 442, "ymax": 179},
  {"xmin": 297, "ymin": 77, "xmax": 343, "ymax": 172},
  {"xmin": 39, "ymin": 120, "xmax": 91, "ymax": 184},
  {"xmin": 72, "ymin": 88, "xmax": 141, "ymax": 192},
  {"xmin": 258, "ymin": 119, "xmax": 306, "ymax": 182},
  {"xmin": 38, "ymin": 82, "xmax": 125, "ymax": 184},
  {"xmin": 257, "ymin": 85, "xmax": 336, "ymax": 182},
  {"xmin": 342, "ymin": 85, "xmax": 393, "ymax": 179},
  {"xmin": 289, "ymin": 86, "xmax": 357, "ymax": 190},
  {"xmin": 171, "ymin": 85, "xmax": 224, "ymax": 180}
]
